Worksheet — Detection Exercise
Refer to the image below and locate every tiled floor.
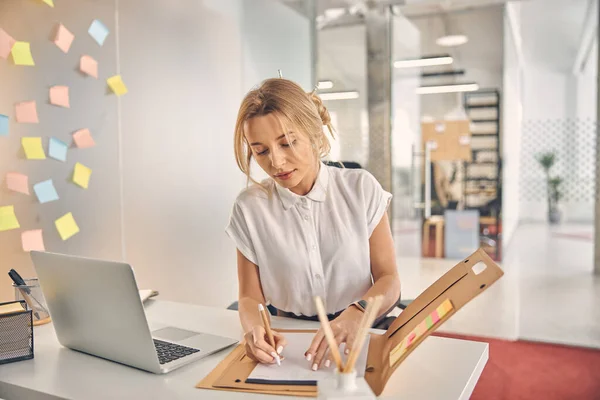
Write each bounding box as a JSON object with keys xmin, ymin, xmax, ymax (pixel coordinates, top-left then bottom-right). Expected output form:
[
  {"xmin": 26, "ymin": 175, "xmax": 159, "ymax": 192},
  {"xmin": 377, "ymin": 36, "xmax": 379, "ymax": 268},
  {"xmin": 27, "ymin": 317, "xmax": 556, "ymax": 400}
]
[{"xmin": 392, "ymin": 221, "xmax": 600, "ymax": 349}]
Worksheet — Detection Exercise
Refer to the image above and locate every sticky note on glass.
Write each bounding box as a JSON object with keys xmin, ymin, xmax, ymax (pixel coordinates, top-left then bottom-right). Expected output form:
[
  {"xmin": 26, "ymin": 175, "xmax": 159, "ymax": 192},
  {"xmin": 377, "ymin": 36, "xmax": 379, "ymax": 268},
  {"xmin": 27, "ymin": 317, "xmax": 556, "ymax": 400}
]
[
  {"xmin": 0, "ymin": 28, "xmax": 16, "ymax": 60},
  {"xmin": 22, "ymin": 137, "xmax": 46, "ymax": 159},
  {"xmin": 11, "ymin": 41, "xmax": 35, "ymax": 66},
  {"xmin": 55, "ymin": 212, "xmax": 79, "ymax": 241},
  {"xmin": 49, "ymin": 137, "xmax": 68, "ymax": 161},
  {"xmin": 6, "ymin": 172, "xmax": 29, "ymax": 195},
  {"xmin": 42, "ymin": 0, "xmax": 54, "ymax": 7},
  {"xmin": 80, "ymin": 55, "xmax": 98, "ymax": 78},
  {"xmin": 107, "ymin": 75, "xmax": 128, "ymax": 96},
  {"xmin": 50, "ymin": 86, "xmax": 70, "ymax": 108},
  {"xmin": 73, "ymin": 162, "xmax": 91, "ymax": 189},
  {"xmin": 15, "ymin": 101, "xmax": 39, "ymax": 123},
  {"xmin": 22, "ymin": 229, "xmax": 45, "ymax": 252},
  {"xmin": 88, "ymin": 19, "xmax": 109, "ymax": 46},
  {"xmin": 53, "ymin": 24, "xmax": 74, "ymax": 54},
  {"xmin": 0, "ymin": 114, "xmax": 8, "ymax": 136},
  {"xmin": 33, "ymin": 179, "xmax": 59, "ymax": 204},
  {"xmin": 73, "ymin": 128, "xmax": 96, "ymax": 148},
  {"xmin": 0, "ymin": 205, "xmax": 20, "ymax": 232}
]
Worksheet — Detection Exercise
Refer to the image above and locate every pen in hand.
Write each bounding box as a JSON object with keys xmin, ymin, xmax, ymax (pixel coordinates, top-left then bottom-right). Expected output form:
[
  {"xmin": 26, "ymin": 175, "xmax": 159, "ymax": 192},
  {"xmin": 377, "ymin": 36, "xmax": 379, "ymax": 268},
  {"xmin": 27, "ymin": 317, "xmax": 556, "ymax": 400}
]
[{"xmin": 258, "ymin": 303, "xmax": 281, "ymax": 366}]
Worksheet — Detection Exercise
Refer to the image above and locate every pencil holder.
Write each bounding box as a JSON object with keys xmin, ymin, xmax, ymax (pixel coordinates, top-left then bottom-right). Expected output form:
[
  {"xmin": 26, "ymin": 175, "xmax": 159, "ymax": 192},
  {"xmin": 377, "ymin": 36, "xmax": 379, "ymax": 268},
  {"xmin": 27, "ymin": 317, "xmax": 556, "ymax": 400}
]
[
  {"xmin": 0, "ymin": 300, "xmax": 34, "ymax": 365},
  {"xmin": 317, "ymin": 369, "xmax": 376, "ymax": 400},
  {"xmin": 13, "ymin": 278, "xmax": 51, "ymax": 326}
]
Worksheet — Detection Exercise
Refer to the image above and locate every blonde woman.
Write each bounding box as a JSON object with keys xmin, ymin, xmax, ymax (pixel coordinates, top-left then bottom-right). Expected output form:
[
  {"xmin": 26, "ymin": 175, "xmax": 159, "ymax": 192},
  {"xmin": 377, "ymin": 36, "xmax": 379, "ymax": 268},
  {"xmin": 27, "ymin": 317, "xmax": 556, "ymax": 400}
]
[{"xmin": 226, "ymin": 78, "xmax": 400, "ymax": 371}]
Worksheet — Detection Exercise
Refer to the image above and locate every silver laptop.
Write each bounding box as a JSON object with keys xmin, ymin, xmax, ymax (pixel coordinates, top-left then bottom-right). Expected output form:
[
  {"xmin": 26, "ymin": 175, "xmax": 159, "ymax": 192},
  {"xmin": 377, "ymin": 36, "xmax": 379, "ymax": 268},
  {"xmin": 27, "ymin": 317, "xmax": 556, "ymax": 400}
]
[{"xmin": 30, "ymin": 251, "xmax": 238, "ymax": 374}]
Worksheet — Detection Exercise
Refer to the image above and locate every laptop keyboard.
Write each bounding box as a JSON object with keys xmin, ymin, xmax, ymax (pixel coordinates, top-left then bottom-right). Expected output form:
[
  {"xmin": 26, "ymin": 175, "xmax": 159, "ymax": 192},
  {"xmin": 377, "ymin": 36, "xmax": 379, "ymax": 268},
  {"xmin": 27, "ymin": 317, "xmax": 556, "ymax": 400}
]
[{"xmin": 153, "ymin": 339, "xmax": 200, "ymax": 365}]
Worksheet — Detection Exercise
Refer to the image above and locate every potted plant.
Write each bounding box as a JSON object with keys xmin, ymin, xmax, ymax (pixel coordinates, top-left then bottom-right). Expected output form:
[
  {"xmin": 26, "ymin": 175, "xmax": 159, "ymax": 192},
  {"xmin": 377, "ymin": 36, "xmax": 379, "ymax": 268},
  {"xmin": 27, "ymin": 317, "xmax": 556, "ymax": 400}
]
[{"xmin": 536, "ymin": 152, "xmax": 563, "ymax": 224}]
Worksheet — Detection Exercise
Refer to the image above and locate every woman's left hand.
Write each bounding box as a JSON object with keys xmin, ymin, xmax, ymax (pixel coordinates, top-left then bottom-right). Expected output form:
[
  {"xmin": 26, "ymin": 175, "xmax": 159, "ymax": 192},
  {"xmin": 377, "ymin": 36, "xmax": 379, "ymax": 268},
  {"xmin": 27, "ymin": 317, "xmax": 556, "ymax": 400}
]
[{"xmin": 304, "ymin": 306, "xmax": 364, "ymax": 371}]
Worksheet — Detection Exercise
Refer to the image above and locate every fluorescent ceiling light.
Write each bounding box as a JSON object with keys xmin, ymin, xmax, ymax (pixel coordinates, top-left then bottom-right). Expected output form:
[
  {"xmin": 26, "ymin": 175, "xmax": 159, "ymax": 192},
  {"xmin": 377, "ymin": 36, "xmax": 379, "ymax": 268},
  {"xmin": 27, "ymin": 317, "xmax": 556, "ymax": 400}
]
[
  {"xmin": 416, "ymin": 83, "xmax": 479, "ymax": 95},
  {"xmin": 436, "ymin": 34, "xmax": 469, "ymax": 47},
  {"xmin": 320, "ymin": 91, "xmax": 359, "ymax": 100},
  {"xmin": 394, "ymin": 56, "xmax": 453, "ymax": 69},
  {"xmin": 317, "ymin": 80, "xmax": 334, "ymax": 90}
]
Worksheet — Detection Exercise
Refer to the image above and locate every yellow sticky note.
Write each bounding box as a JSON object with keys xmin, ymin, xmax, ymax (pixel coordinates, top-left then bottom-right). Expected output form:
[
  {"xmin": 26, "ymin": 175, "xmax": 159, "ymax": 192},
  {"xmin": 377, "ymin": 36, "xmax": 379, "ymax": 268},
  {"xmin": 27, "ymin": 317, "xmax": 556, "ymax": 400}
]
[
  {"xmin": 22, "ymin": 229, "xmax": 45, "ymax": 252},
  {"xmin": 73, "ymin": 162, "xmax": 92, "ymax": 189},
  {"xmin": 107, "ymin": 75, "xmax": 128, "ymax": 96},
  {"xmin": 436, "ymin": 299, "xmax": 454, "ymax": 319},
  {"xmin": 11, "ymin": 41, "xmax": 35, "ymax": 66},
  {"xmin": 42, "ymin": 0, "xmax": 54, "ymax": 7},
  {"xmin": 0, "ymin": 205, "xmax": 20, "ymax": 232},
  {"xmin": 22, "ymin": 137, "xmax": 46, "ymax": 159},
  {"xmin": 55, "ymin": 212, "xmax": 79, "ymax": 241}
]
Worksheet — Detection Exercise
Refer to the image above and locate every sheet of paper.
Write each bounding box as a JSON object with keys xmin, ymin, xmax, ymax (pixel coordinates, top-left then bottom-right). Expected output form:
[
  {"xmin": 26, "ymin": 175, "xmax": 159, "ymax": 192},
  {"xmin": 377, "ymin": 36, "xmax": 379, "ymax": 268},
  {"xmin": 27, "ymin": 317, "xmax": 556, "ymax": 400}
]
[
  {"xmin": 15, "ymin": 101, "xmax": 39, "ymax": 123},
  {"xmin": 0, "ymin": 28, "xmax": 16, "ymax": 60},
  {"xmin": 247, "ymin": 332, "xmax": 370, "ymax": 384},
  {"xmin": 107, "ymin": 75, "xmax": 128, "ymax": 96},
  {"xmin": 80, "ymin": 55, "xmax": 98, "ymax": 78},
  {"xmin": 73, "ymin": 162, "xmax": 92, "ymax": 189},
  {"xmin": 0, "ymin": 205, "xmax": 20, "ymax": 232},
  {"xmin": 49, "ymin": 137, "xmax": 68, "ymax": 161},
  {"xmin": 53, "ymin": 24, "xmax": 74, "ymax": 53},
  {"xmin": 73, "ymin": 128, "xmax": 96, "ymax": 148},
  {"xmin": 33, "ymin": 179, "xmax": 59, "ymax": 204},
  {"xmin": 0, "ymin": 114, "xmax": 8, "ymax": 136},
  {"xmin": 22, "ymin": 229, "xmax": 45, "ymax": 252},
  {"xmin": 50, "ymin": 85, "xmax": 70, "ymax": 108},
  {"xmin": 11, "ymin": 41, "xmax": 35, "ymax": 66},
  {"xmin": 22, "ymin": 137, "xmax": 46, "ymax": 159},
  {"xmin": 6, "ymin": 172, "xmax": 29, "ymax": 195},
  {"xmin": 88, "ymin": 19, "xmax": 109, "ymax": 46},
  {"xmin": 55, "ymin": 212, "xmax": 79, "ymax": 241},
  {"xmin": 42, "ymin": 0, "xmax": 54, "ymax": 7},
  {"xmin": 0, "ymin": 302, "xmax": 25, "ymax": 315}
]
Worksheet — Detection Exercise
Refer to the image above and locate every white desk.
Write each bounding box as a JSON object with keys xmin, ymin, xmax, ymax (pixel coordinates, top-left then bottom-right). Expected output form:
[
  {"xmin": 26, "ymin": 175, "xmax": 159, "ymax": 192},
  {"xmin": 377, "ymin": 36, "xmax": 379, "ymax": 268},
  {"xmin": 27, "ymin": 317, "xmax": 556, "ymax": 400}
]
[{"xmin": 0, "ymin": 300, "xmax": 488, "ymax": 400}]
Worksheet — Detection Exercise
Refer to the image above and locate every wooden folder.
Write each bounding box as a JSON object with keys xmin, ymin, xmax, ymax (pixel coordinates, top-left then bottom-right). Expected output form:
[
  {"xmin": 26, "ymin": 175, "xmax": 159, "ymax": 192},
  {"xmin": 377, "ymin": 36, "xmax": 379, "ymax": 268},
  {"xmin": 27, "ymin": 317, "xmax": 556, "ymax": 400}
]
[{"xmin": 197, "ymin": 248, "xmax": 503, "ymax": 397}]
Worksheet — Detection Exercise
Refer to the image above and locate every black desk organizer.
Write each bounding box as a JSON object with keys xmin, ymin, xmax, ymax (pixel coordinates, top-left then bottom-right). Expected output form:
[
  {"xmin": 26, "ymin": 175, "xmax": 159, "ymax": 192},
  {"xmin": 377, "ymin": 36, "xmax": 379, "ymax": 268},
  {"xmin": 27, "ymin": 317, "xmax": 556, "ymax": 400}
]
[{"xmin": 0, "ymin": 300, "xmax": 34, "ymax": 365}]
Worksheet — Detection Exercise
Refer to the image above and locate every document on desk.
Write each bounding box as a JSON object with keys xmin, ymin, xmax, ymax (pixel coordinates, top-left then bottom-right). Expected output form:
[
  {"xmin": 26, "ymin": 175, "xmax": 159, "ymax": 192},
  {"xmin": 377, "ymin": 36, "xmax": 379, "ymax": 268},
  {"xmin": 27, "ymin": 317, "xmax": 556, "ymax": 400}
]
[{"xmin": 246, "ymin": 332, "xmax": 369, "ymax": 385}]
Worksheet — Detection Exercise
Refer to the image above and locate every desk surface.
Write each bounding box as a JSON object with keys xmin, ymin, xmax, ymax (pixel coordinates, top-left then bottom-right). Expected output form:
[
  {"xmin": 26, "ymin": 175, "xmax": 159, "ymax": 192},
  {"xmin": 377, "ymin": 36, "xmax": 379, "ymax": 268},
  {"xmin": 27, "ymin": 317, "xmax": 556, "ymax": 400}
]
[{"xmin": 0, "ymin": 300, "xmax": 488, "ymax": 400}]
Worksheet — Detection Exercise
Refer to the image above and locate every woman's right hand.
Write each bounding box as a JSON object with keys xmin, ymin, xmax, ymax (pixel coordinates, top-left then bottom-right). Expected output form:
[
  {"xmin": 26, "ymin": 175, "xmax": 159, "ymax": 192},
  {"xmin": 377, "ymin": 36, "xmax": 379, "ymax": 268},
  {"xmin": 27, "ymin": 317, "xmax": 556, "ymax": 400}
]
[{"xmin": 244, "ymin": 326, "xmax": 287, "ymax": 364}]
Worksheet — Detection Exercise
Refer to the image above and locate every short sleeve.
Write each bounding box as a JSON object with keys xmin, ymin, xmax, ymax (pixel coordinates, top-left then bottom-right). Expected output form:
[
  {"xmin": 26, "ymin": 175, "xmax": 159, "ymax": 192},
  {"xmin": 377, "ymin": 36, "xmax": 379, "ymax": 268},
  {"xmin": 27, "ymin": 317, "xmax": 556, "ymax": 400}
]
[
  {"xmin": 225, "ymin": 202, "xmax": 258, "ymax": 265},
  {"xmin": 362, "ymin": 172, "xmax": 393, "ymax": 237}
]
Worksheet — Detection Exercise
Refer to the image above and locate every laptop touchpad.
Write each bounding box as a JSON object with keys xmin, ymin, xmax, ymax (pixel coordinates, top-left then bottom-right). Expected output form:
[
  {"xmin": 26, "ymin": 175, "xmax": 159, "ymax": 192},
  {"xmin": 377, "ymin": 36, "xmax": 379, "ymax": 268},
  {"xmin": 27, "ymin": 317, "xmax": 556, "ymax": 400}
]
[{"xmin": 152, "ymin": 327, "xmax": 199, "ymax": 342}]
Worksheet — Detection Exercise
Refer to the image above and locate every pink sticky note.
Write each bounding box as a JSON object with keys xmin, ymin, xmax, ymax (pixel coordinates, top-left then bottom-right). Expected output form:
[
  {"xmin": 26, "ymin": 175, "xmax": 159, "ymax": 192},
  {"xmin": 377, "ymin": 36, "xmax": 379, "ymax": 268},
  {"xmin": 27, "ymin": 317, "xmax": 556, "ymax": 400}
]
[
  {"xmin": 406, "ymin": 332, "xmax": 416, "ymax": 347},
  {"xmin": 6, "ymin": 172, "xmax": 29, "ymax": 195},
  {"xmin": 72, "ymin": 128, "xmax": 96, "ymax": 148},
  {"xmin": 50, "ymin": 86, "xmax": 70, "ymax": 108},
  {"xmin": 15, "ymin": 101, "xmax": 39, "ymax": 123},
  {"xmin": 0, "ymin": 28, "xmax": 16, "ymax": 60},
  {"xmin": 53, "ymin": 23, "xmax": 74, "ymax": 54},
  {"xmin": 80, "ymin": 55, "xmax": 98, "ymax": 78},
  {"xmin": 21, "ymin": 229, "xmax": 45, "ymax": 252},
  {"xmin": 431, "ymin": 310, "xmax": 440, "ymax": 324}
]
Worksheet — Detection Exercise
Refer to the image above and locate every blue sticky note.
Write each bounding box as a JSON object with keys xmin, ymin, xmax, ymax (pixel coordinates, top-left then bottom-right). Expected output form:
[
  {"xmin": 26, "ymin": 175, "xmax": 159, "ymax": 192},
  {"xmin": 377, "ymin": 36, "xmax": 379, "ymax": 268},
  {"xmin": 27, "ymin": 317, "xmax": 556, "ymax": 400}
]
[
  {"xmin": 33, "ymin": 179, "xmax": 59, "ymax": 204},
  {"xmin": 0, "ymin": 114, "xmax": 8, "ymax": 136},
  {"xmin": 49, "ymin": 137, "xmax": 68, "ymax": 162},
  {"xmin": 88, "ymin": 19, "xmax": 109, "ymax": 46}
]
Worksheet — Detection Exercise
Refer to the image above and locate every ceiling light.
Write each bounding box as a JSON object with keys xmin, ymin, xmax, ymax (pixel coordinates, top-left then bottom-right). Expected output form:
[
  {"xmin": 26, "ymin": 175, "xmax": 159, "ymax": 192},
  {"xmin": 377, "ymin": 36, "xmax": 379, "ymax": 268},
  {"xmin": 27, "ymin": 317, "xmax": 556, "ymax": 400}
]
[
  {"xmin": 436, "ymin": 34, "xmax": 469, "ymax": 47},
  {"xmin": 320, "ymin": 91, "xmax": 359, "ymax": 100},
  {"xmin": 394, "ymin": 56, "xmax": 453, "ymax": 69},
  {"xmin": 317, "ymin": 80, "xmax": 334, "ymax": 90},
  {"xmin": 416, "ymin": 83, "xmax": 479, "ymax": 95}
]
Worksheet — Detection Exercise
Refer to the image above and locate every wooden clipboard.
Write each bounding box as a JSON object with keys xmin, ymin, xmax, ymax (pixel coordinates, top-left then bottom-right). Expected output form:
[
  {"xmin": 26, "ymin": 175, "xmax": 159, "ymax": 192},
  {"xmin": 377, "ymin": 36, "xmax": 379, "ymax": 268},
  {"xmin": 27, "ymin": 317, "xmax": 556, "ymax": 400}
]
[{"xmin": 197, "ymin": 248, "xmax": 503, "ymax": 397}]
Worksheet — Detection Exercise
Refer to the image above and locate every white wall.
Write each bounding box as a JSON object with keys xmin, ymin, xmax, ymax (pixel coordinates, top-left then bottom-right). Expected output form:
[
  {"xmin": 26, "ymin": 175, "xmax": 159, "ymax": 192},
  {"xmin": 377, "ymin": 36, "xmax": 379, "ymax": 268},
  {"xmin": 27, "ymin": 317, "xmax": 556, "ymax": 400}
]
[
  {"xmin": 517, "ymin": 0, "xmax": 597, "ymax": 223},
  {"xmin": 0, "ymin": 0, "xmax": 312, "ymax": 305}
]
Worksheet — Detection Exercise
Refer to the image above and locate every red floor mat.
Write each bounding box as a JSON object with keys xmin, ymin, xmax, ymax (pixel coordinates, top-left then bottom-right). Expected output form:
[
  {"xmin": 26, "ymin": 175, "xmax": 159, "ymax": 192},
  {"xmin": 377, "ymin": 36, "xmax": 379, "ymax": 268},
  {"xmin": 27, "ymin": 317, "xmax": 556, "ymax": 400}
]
[{"xmin": 432, "ymin": 332, "xmax": 600, "ymax": 400}]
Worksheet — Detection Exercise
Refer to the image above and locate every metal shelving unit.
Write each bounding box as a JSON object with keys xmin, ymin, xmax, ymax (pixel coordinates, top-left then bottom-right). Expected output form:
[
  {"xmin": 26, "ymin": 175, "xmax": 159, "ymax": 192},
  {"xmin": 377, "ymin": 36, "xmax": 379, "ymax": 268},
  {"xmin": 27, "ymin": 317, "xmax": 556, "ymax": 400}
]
[{"xmin": 463, "ymin": 89, "xmax": 502, "ymax": 260}]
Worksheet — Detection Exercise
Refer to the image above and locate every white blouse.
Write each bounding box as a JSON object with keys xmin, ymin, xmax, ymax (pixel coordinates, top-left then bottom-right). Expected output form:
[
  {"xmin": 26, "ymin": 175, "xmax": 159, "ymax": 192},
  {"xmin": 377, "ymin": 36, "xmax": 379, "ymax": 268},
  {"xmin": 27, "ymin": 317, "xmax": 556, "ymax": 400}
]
[{"xmin": 225, "ymin": 163, "xmax": 392, "ymax": 316}]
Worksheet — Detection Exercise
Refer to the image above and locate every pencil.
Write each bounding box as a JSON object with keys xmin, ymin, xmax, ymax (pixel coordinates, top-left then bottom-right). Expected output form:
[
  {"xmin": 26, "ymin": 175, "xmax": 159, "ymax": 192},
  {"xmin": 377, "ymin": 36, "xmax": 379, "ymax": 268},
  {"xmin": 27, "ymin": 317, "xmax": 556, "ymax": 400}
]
[
  {"xmin": 314, "ymin": 296, "xmax": 344, "ymax": 372},
  {"xmin": 258, "ymin": 303, "xmax": 281, "ymax": 366},
  {"xmin": 344, "ymin": 296, "xmax": 383, "ymax": 373}
]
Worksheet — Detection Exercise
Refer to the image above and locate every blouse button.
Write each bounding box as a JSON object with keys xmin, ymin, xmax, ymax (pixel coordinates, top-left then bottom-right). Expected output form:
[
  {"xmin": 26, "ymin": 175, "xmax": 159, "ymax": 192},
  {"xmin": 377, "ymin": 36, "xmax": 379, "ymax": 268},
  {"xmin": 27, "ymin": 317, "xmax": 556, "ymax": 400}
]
[
  {"xmin": 312, "ymin": 245, "xmax": 317, "ymax": 250},
  {"xmin": 304, "ymin": 215, "xmax": 309, "ymax": 221}
]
